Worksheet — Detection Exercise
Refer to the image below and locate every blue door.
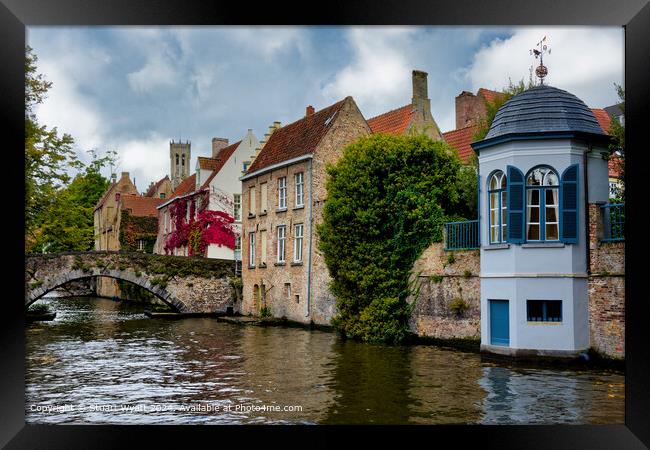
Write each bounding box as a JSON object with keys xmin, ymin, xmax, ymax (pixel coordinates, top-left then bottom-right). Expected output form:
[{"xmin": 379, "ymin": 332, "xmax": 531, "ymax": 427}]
[{"xmin": 489, "ymin": 300, "xmax": 510, "ymax": 346}]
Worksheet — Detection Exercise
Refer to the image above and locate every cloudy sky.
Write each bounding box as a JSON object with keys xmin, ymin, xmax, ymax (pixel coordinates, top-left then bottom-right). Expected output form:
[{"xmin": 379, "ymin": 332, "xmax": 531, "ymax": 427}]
[{"xmin": 27, "ymin": 26, "xmax": 623, "ymax": 191}]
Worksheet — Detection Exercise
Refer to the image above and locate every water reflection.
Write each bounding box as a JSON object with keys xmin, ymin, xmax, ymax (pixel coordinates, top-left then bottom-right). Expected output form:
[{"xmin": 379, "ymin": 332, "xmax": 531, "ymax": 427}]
[{"xmin": 25, "ymin": 297, "xmax": 624, "ymax": 424}]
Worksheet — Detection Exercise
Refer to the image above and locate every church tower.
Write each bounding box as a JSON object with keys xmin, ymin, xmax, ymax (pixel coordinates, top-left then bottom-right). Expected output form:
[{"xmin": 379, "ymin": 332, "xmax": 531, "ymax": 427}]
[{"xmin": 170, "ymin": 140, "xmax": 191, "ymax": 190}]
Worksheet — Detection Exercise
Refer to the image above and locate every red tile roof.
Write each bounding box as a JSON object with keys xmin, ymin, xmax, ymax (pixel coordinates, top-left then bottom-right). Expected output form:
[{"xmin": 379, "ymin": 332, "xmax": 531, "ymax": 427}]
[
  {"xmin": 199, "ymin": 140, "xmax": 241, "ymax": 190},
  {"xmin": 197, "ymin": 157, "xmax": 220, "ymax": 171},
  {"xmin": 120, "ymin": 195, "xmax": 165, "ymax": 217},
  {"xmin": 246, "ymin": 98, "xmax": 349, "ymax": 174},
  {"xmin": 144, "ymin": 176, "xmax": 169, "ymax": 197},
  {"xmin": 367, "ymin": 104, "xmax": 415, "ymax": 135},
  {"xmin": 478, "ymin": 88, "xmax": 504, "ymax": 104},
  {"xmin": 591, "ymin": 108, "xmax": 612, "ymax": 134},
  {"xmin": 169, "ymin": 174, "xmax": 197, "ymax": 200},
  {"xmin": 443, "ymin": 125, "xmax": 478, "ymax": 163}
]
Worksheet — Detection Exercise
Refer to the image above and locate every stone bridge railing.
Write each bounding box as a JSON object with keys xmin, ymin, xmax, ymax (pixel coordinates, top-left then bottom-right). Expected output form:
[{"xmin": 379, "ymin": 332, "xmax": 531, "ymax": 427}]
[{"xmin": 25, "ymin": 251, "xmax": 239, "ymax": 313}]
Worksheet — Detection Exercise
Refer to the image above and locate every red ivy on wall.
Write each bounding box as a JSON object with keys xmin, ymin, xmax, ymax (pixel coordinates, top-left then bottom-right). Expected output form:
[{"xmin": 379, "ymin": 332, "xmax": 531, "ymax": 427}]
[{"xmin": 164, "ymin": 191, "xmax": 237, "ymax": 257}]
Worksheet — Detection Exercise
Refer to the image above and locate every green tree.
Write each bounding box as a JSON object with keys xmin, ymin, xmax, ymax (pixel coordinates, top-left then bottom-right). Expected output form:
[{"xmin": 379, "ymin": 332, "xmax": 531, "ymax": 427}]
[
  {"xmin": 25, "ymin": 45, "xmax": 80, "ymax": 249},
  {"xmin": 317, "ymin": 133, "xmax": 463, "ymax": 344},
  {"xmin": 608, "ymin": 83, "xmax": 625, "ymax": 199},
  {"xmin": 30, "ymin": 150, "xmax": 115, "ymax": 253}
]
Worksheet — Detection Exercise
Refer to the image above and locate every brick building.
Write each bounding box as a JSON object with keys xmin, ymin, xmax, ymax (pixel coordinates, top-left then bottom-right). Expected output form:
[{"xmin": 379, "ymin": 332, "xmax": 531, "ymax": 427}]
[{"xmin": 240, "ymin": 96, "xmax": 371, "ymax": 324}]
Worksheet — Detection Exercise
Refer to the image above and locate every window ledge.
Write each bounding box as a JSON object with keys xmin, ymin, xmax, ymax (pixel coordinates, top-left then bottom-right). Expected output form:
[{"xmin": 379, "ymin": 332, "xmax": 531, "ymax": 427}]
[
  {"xmin": 258, "ymin": 211, "xmax": 268, "ymax": 216},
  {"xmin": 290, "ymin": 261, "xmax": 303, "ymax": 266},
  {"xmin": 522, "ymin": 242, "xmax": 565, "ymax": 248},
  {"xmin": 293, "ymin": 205, "xmax": 305, "ymax": 210},
  {"xmin": 259, "ymin": 263, "xmax": 267, "ymax": 269},
  {"xmin": 274, "ymin": 262, "xmax": 286, "ymax": 266},
  {"xmin": 482, "ymin": 244, "xmax": 510, "ymax": 251},
  {"xmin": 526, "ymin": 321, "xmax": 563, "ymax": 325},
  {"xmin": 247, "ymin": 213, "xmax": 256, "ymax": 219},
  {"xmin": 247, "ymin": 265, "xmax": 256, "ymax": 269},
  {"xmin": 276, "ymin": 208, "xmax": 288, "ymax": 213}
]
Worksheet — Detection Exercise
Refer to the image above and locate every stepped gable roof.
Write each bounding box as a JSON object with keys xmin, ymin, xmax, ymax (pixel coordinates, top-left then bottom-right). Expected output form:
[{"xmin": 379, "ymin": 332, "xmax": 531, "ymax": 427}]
[
  {"xmin": 120, "ymin": 195, "xmax": 164, "ymax": 217},
  {"xmin": 245, "ymin": 98, "xmax": 348, "ymax": 174},
  {"xmin": 484, "ymin": 85, "xmax": 606, "ymax": 141},
  {"xmin": 367, "ymin": 104, "xmax": 415, "ymax": 135},
  {"xmin": 199, "ymin": 140, "xmax": 241, "ymax": 190},
  {"xmin": 442, "ymin": 125, "xmax": 477, "ymax": 163},
  {"xmin": 144, "ymin": 176, "xmax": 169, "ymax": 197}
]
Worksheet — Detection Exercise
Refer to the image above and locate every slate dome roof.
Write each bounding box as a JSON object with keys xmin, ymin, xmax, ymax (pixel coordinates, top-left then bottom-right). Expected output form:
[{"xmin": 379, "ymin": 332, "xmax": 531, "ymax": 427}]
[{"xmin": 484, "ymin": 85, "xmax": 606, "ymax": 141}]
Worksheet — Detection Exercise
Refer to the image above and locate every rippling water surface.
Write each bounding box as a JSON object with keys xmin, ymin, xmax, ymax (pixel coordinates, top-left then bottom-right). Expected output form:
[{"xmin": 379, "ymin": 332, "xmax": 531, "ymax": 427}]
[{"xmin": 25, "ymin": 297, "xmax": 624, "ymax": 424}]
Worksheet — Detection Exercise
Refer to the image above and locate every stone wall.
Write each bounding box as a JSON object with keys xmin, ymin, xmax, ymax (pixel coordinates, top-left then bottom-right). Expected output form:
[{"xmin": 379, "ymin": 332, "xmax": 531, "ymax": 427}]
[
  {"xmin": 408, "ymin": 243, "xmax": 481, "ymax": 339},
  {"xmin": 587, "ymin": 203, "xmax": 625, "ymax": 358}
]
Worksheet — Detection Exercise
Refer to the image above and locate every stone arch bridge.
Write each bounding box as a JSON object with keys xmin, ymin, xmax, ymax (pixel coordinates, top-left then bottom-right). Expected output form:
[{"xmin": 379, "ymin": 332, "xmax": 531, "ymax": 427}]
[{"xmin": 25, "ymin": 251, "xmax": 239, "ymax": 313}]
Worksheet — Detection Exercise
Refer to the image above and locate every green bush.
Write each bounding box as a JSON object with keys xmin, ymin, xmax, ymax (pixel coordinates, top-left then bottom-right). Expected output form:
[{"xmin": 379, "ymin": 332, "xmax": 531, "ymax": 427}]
[
  {"xmin": 28, "ymin": 303, "xmax": 51, "ymax": 314},
  {"xmin": 260, "ymin": 306, "xmax": 272, "ymax": 318},
  {"xmin": 447, "ymin": 252, "xmax": 456, "ymax": 265},
  {"xmin": 318, "ymin": 133, "xmax": 464, "ymax": 344}
]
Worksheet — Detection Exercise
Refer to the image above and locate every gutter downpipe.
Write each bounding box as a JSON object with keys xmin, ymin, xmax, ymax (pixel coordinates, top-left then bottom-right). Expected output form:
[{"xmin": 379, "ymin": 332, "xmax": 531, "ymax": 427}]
[{"xmin": 306, "ymin": 158, "xmax": 314, "ymax": 318}]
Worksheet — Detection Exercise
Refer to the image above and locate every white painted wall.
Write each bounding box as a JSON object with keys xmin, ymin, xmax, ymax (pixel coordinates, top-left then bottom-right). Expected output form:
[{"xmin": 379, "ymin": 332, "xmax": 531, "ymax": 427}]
[{"xmin": 205, "ymin": 129, "xmax": 259, "ymax": 260}]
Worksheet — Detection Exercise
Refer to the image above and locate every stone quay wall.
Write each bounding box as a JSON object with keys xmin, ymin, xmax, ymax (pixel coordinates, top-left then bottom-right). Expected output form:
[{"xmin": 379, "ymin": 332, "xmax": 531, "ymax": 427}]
[{"xmin": 408, "ymin": 243, "xmax": 481, "ymax": 339}]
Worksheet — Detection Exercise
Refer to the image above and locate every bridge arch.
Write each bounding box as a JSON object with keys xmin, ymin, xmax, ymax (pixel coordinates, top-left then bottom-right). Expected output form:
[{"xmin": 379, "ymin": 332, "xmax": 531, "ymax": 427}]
[{"xmin": 26, "ymin": 268, "xmax": 187, "ymax": 312}]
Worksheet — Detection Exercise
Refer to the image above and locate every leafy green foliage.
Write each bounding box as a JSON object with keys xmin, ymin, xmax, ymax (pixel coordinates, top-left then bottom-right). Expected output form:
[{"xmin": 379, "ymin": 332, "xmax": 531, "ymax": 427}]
[
  {"xmin": 608, "ymin": 83, "xmax": 625, "ymax": 199},
  {"xmin": 119, "ymin": 211, "xmax": 158, "ymax": 253},
  {"xmin": 28, "ymin": 303, "xmax": 51, "ymax": 314},
  {"xmin": 449, "ymin": 297, "xmax": 469, "ymax": 318},
  {"xmin": 260, "ymin": 306, "xmax": 272, "ymax": 318},
  {"xmin": 318, "ymin": 133, "xmax": 465, "ymax": 344}
]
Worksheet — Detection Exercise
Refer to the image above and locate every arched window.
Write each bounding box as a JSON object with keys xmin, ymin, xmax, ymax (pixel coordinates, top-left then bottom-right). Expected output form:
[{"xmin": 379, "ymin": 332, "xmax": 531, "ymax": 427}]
[
  {"xmin": 526, "ymin": 166, "xmax": 559, "ymax": 241},
  {"xmin": 488, "ymin": 171, "xmax": 507, "ymax": 244}
]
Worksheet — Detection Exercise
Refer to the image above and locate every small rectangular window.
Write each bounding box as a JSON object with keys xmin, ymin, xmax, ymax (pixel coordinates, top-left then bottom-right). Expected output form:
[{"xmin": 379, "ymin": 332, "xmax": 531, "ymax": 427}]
[
  {"xmin": 294, "ymin": 223, "xmax": 303, "ymax": 262},
  {"xmin": 527, "ymin": 300, "xmax": 562, "ymax": 322},
  {"xmin": 261, "ymin": 182, "xmax": 268, "ymax": 212},
  {"xmin": 249, "ymin": 232, "xmax": 256, "ymax": 267},
  {"xmin": 284, "ymin": 283, "xmax": 291, "ymax": 300},
  {"xmin": 260, "ymin": 230, "xmax": 267, "ymax": 264},
  {"xmin": 249, "ymin": 186, "xmax": 256, "ymax": 215},
  {"xmin": 277, "ymin": 225, "xmax": 286, "ymax": 262},
  {"xmin": 234, "ymin": 236, "xmax": 241, "ymax": 261},
  {"xmin": 295, "ymin": 294, "xmax": 300, "ymax": 304},
  {"xmin": 233, "ymin": 194, "xmax": 241, "ymax": 221},
  {"xmin": 278, "ymin": 177, "xmax": 287, "ymax": 209},
  {"xmin": 295, "ymin": 172, "xmax": 304, "ymax": 207}
]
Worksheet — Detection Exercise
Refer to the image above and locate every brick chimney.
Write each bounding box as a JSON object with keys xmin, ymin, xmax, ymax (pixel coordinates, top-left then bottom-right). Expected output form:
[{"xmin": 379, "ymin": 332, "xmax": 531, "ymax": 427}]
[
  {"xmin": 306, "ymin": 105, "xmax": 315, "ymax": 116},
  {"xmin": 455, "ymin": 91, "xmax": 486, "ymax": 129},
  {"xmin": 411, "ymin": 70, "xmax": 431, "ymax": 118},
  {"xmin": 211, "ymin": 137, "xmax": 229, "ymax": 158}
]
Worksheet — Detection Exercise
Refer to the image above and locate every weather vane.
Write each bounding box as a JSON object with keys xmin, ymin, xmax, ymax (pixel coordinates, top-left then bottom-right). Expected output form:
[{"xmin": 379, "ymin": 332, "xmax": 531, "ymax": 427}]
[{"xmin": 530, "ymin": 36, "xmax": 551, "ymax": 84}]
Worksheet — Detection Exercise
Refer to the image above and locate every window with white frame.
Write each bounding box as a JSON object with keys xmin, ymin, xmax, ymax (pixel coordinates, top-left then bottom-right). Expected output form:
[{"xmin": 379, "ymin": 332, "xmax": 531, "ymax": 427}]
[
  {"xmin": 277, "ymin": 225, "xmax": 286, "ymax": 263},
  {"xmin": 278, "ymin": 177, "xmax": 287, "ymax": 209},
  {"xmin": 137, "ymin": 239, "xmax": 145, "ymax": 251},
  {"xmin": 233, "ymin": 194, "xmax": 241, "ymax": 221},
  {"xmin": 260, "ymin": 230, "xmax": 267, "ymax": 265},
  {"xmin": 488, "ymin": 171, "xmax": 507, "ymax": 243},
  {"xmin": 526, "ymin": 166, "xmax": 559, "ymax": 241},
  {"xmin": 249, "ymin": 232, "xmax": 256, "ymax": 267},
  {"xmin": 294, "ymin": 223, "xmax": 303, "ymax": 262},
  {"xmin": 249, "ymin": 186, "xmax": 256, "ymax": 215},
  {"xmin": 295, "ymin": 172, "xmax": 304, "ymax": 207},
  {"xmin": 234, "ymin": 236, "xmax": 241, "ymax": 261}
]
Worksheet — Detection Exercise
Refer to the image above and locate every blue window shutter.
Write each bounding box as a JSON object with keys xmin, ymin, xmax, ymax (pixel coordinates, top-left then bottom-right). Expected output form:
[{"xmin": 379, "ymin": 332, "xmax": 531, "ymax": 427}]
[
  {"xmin": 560, "ymin": 164, "xmax": 579, "ymax": 244},
  {"xmin": 506, "ymin": 166, "xmax": 525, "ymax": 244}
]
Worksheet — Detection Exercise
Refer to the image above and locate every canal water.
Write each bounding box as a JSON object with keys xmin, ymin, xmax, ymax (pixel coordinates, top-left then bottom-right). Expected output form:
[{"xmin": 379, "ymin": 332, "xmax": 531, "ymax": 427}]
[{"xmin": 25, "ymin": 297, "xmax": 624, "ymax": 425}]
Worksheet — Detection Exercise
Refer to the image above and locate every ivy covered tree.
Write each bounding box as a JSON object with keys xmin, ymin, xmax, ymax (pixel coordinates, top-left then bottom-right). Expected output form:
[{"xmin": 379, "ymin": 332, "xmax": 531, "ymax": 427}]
[{"xmin": 317, "ymin": 133, "xmax": 464, "ymax": 344}]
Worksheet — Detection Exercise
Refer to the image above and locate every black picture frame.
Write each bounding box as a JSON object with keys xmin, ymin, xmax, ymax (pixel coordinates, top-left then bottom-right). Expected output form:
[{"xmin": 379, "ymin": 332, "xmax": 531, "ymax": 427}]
[{"xmin": 2, "ymin": 0, "xmax": 648, "ymax": 448}]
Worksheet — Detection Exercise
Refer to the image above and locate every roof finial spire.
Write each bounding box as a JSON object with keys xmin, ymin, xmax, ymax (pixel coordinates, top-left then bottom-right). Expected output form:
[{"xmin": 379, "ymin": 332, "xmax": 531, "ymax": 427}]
[{"xmin": 530, "ymin": 35, "xmax": 551, "ymax": 85}]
